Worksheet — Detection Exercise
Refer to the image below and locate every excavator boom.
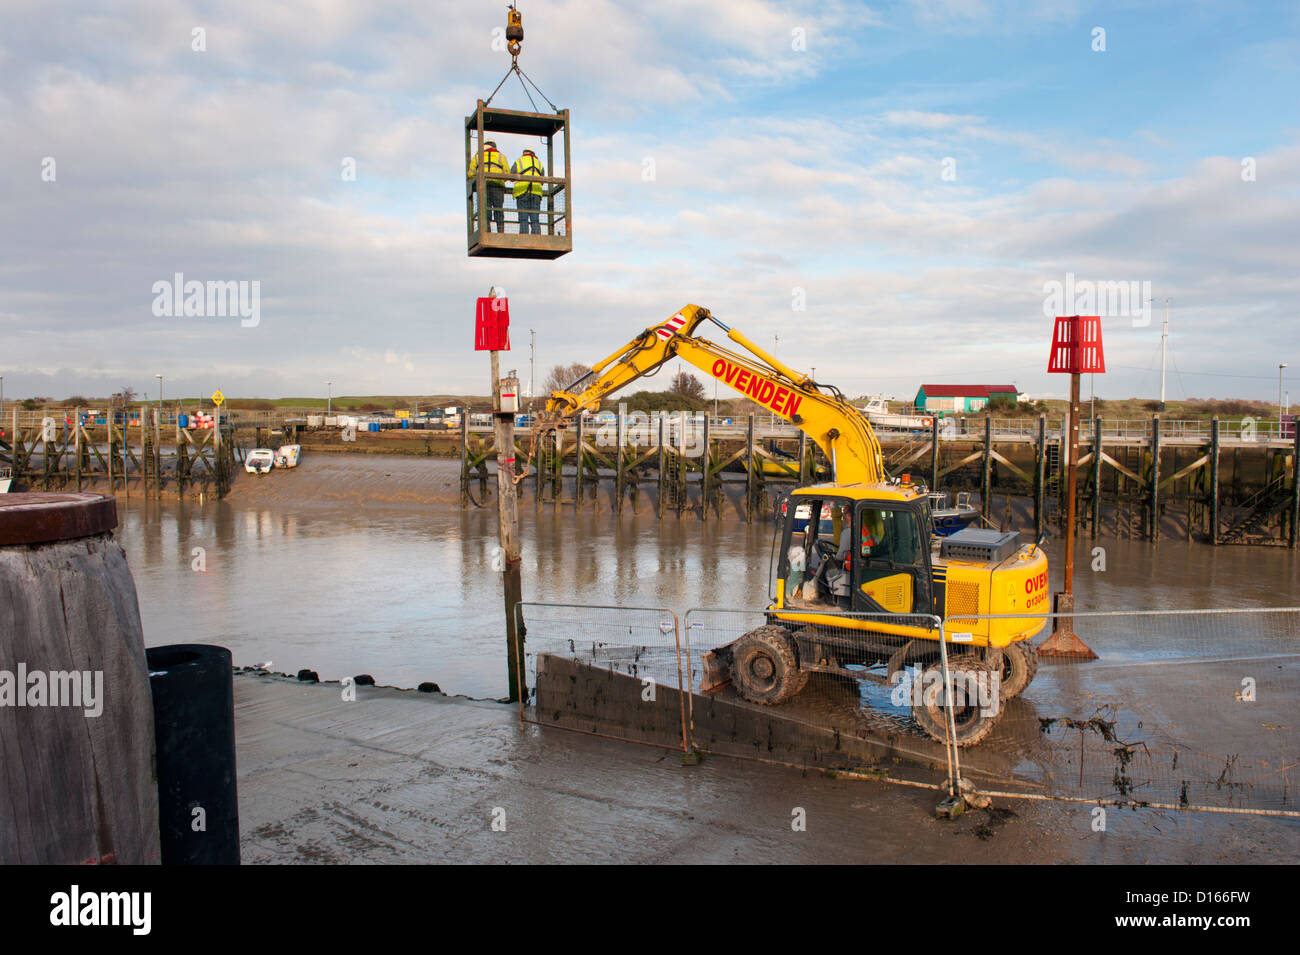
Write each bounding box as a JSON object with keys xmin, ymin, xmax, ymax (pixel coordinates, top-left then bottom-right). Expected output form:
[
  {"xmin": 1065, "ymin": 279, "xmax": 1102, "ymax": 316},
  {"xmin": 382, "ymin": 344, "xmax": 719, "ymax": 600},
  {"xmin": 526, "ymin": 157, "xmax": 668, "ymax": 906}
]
[{"xmin": 545, "ymin": 304, "xmax": 885, "ymax": 484}]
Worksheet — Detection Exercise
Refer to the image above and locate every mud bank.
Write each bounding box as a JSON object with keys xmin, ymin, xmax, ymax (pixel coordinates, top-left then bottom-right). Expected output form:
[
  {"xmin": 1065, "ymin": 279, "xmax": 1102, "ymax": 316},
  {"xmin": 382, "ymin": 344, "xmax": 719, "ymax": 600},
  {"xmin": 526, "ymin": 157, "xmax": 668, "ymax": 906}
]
[{"xmin": 233, "ymin": 672, "xmax": 1298, "ymax": 864}]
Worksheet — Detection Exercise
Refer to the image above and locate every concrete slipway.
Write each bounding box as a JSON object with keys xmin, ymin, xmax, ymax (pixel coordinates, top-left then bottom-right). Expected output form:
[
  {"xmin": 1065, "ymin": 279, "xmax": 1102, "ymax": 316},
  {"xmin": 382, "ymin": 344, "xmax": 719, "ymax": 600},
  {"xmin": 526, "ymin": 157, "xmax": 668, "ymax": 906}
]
[{"xmin": 234, "ymin": 674, "xmax": 1296, "ymax": 864}]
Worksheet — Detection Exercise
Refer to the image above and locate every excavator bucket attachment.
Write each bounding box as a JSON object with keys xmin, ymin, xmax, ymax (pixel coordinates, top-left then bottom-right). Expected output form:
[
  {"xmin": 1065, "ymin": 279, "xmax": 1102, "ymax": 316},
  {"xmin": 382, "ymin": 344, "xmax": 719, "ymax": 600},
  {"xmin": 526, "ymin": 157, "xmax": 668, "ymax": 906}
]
[{"xmin": 699, "ymin": 650, "xmax": 732, "ymax": 693}]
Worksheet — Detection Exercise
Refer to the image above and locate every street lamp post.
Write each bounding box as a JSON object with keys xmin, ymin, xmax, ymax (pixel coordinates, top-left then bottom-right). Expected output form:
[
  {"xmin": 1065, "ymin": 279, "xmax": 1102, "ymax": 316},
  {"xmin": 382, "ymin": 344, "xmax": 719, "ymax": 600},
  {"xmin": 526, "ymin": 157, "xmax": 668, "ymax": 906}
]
[{"xmin": 327, "ymin": 381, "xmax": 332, "ymax": 415}]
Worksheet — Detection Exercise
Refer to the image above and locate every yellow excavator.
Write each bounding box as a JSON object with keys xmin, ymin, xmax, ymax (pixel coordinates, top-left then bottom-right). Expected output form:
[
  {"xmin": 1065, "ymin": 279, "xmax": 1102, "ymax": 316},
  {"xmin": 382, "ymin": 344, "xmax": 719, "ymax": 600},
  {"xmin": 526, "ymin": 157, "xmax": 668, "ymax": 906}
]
[{"xmin": 545, "ymin": 304, "xmax": 1049, "ymax": 745}]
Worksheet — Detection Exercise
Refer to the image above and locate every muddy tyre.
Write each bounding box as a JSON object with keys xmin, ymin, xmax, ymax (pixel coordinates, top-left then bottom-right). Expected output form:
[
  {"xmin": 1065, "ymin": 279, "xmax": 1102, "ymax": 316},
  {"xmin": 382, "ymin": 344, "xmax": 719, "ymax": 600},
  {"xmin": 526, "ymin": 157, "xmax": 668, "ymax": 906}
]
[
  {"xmin": 731, "ymin": 626, "xmax": 808, "ymax": 705},
  {"xmin": 911, "ymin": 658, "xmax": 1000, "ymax": 747},
  {"xmin": 999, "ymin": 640, "xmax": 1038, "ymax": 700}
]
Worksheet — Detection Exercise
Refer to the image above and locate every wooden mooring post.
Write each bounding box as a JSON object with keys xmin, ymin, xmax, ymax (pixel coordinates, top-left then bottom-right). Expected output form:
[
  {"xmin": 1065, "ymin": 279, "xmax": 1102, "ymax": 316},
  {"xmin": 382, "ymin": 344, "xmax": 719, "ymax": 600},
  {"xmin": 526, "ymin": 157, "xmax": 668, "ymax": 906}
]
[{"xmin": 1291, "ymin": 422, "xmax": 1300, "ymax": 549}]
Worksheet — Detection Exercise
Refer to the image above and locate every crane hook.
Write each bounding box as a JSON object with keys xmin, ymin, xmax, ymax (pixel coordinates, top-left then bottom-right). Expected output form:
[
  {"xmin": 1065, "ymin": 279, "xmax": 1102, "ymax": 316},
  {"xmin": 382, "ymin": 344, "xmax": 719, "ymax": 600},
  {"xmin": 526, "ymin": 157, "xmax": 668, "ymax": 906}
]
[{"xmin": 506, "ymin": 5, "xmax": 524, "ymax": 58}]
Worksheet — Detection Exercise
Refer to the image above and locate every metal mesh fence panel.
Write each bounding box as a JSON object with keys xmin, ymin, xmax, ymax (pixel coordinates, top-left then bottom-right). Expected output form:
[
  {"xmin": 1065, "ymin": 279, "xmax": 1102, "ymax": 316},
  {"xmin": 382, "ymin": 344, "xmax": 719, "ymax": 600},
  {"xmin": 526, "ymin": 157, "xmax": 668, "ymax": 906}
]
[
  {"xmin": 682, "ymin": 609, "xmax": 959, "ymax": 783},
  {"xmin": 514, "ymin": 601, "xmax": 1297, "ymax": 816},
  {"xmin": 514, "ymin": 602, "xmax": 688, "ymax": 752},
  {"xmin": 940, "ymin": 608, "xmax": 1300, "ymax": 813}
]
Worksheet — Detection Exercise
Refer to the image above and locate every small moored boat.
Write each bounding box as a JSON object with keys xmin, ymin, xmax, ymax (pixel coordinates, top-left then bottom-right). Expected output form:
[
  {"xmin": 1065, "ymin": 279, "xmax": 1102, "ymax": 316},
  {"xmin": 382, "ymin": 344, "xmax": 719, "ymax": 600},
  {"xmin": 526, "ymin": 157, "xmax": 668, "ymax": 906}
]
[
  {"xmin": 245, "ymin": 449, "xmax": 274, "ymax": 475},
  {"xmin": 929, "ymin": 491, "xmax": 979, "ymax": 536}
]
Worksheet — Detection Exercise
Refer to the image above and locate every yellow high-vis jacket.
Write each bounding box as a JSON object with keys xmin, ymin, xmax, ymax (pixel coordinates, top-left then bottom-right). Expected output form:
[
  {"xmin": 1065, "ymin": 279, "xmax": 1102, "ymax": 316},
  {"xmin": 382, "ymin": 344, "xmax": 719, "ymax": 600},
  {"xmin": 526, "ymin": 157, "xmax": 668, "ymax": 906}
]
[
  {"xmin": 511, "ymin": 152, "xmax": 544, "ymax": 198},
  {"xmin": 468, "ymin": 147, "xmax": 509, "ymax": 187}
]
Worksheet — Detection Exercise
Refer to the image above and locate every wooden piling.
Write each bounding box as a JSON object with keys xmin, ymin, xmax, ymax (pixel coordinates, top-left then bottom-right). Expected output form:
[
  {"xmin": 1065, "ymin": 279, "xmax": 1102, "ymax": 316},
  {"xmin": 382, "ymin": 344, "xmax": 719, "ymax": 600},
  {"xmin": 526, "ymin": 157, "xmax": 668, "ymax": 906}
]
[
  {"xmin": 1290, "ymin": 421, "xmax": 1300, "ymax": 549},
  {"xmin": 1091, "ymin": 417, "xmax": 1101, "ymax": 537},
  {"xmin": 1150, "ymin": 415, "xmax": 1161, "ymax": 542},
  {"xmin": 702, "ymin": 413, "xmax": 712, "ymax": 521},
  {"xmin": 615, "ymin": 404, "xmax": 626, "ymax": 515},
  {"xmin": 657, "ymin": 414, "xmax": 666, "ymax": 520},
  {"xmin": 929, "ymin": 417, "xmax": 939, "ymax": 491},
  {"xmin": 746, "ymin": 415, "xmax": 757, "ymax": 523},
  {"xmin": 575, "ymin": 414, "xmax": 585, "ymax": 509},
  {"xmin": 980, "ymin": 417, "xmax": 992, "ymax": 521},
  {"xmin": 460, "ymin": 413, "xmax": 469, "ymax": 507},
  {"xmin": 1034, "ymin": 414, "xmax": 1046, "ymax": 540},
  {"xmin": 74, "ymin": 408, "xmax": 82, "ymax": 492}
]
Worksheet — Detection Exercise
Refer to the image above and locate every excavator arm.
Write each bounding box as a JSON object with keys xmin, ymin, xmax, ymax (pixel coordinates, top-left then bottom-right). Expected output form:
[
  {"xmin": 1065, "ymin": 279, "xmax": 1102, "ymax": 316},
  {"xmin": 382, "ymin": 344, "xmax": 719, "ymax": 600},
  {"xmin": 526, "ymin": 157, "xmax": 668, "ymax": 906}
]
[{"xmin": 544, "ymin": 304, "xmax": 885, "ymax": 484}]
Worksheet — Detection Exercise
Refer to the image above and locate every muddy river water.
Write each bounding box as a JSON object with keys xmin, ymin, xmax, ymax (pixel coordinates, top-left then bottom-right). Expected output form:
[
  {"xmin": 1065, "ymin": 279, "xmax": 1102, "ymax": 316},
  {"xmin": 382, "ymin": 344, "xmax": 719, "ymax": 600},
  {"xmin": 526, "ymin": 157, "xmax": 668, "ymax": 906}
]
[{"xmin": 115, "ymin": 455, "xmax": 1300, "ymax": 699}]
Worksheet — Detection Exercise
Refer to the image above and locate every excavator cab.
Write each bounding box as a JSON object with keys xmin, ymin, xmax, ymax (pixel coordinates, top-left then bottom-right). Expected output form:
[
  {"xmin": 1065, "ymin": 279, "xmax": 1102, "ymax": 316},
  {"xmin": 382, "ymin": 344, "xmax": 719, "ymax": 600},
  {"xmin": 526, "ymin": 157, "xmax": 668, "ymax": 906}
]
[{"xmin": 777, "ymin": 485, "xmax": 934, "ymax": 617}]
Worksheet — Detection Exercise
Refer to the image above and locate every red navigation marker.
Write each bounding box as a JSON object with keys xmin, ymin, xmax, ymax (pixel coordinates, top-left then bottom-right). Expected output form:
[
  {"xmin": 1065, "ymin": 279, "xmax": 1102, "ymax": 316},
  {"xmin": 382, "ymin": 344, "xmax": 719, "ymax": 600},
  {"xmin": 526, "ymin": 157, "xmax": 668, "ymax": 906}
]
[
  {"xmin": 1047, "ymin": 314, "xmax": 1104, "ymax": 374},
  {"xmin": 474, "ymin": 296, "xmax": 511, "ymax": 351}
]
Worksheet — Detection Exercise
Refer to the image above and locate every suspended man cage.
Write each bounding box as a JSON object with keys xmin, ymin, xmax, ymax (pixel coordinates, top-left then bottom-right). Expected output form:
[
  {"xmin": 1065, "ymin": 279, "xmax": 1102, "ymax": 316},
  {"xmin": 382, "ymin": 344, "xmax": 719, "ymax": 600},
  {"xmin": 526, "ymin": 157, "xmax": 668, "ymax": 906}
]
[{"xmin": 465, "ymin": 100, "xmax": 571, "ymax": 259}]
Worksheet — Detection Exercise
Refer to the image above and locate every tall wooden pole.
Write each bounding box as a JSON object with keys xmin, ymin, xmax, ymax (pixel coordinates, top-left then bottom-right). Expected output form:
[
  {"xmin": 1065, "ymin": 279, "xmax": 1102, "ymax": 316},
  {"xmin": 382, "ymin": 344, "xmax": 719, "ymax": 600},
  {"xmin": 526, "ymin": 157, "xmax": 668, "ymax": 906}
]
[
  {"xmin": 1063, "ymin": 372, "xmax": 1080, "ymax": 595},
  {"xmin": 1040, "ymin": 369, "xmax": 1096, "ymax": 658},
  {"xmin": 491, "ymin": 353, "xmax": 524, "ymax": 703}
]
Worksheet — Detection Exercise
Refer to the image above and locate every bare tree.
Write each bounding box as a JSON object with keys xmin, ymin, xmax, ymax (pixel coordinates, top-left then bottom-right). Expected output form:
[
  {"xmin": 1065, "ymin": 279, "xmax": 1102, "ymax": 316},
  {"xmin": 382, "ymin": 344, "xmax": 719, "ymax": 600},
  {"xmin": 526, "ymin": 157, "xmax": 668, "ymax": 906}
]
[
  {"xmin": 668, "ymin": 369, "xmax": 706, "ymax": 401},
  {"xmin": 110, "ymin": 386, "xmax": 137, "ymax": 406},
  {"xmin": 542, "ymin": 363, "xmax": 592, "ymax": 396}
]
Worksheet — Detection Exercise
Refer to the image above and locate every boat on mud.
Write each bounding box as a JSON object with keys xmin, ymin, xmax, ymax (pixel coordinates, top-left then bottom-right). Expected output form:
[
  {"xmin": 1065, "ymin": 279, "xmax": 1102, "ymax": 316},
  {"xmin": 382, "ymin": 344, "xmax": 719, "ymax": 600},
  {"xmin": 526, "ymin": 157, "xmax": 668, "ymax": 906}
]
[{"xmin": 245, "ymin": 449, "xmax": 275, "ymax": 475}]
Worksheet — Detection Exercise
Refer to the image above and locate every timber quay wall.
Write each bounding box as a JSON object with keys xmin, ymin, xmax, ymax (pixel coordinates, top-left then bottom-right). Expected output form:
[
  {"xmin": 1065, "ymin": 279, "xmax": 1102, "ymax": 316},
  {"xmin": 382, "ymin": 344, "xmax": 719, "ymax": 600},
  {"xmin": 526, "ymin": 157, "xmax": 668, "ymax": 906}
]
[{"xmin": 459, "ymin": 412, "xmax": 1300, "ymax": 547}]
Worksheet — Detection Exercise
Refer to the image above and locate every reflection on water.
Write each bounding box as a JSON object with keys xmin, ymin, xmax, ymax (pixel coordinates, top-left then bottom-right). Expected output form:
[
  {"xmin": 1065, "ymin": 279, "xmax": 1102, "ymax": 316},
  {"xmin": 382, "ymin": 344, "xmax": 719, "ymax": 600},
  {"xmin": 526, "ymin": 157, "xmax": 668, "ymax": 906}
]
[{"xmin": 113, "ymin": 458, "xmax": 1300, "ymax": 699}]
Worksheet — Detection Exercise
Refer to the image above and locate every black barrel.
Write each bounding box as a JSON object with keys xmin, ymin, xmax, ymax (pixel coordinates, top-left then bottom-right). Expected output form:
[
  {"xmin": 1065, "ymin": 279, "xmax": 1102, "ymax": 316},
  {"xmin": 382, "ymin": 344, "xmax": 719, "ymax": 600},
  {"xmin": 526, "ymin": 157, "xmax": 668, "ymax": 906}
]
[{"xmin": 146, "ymin": 644, "xmax": 240, "ymax": 864}]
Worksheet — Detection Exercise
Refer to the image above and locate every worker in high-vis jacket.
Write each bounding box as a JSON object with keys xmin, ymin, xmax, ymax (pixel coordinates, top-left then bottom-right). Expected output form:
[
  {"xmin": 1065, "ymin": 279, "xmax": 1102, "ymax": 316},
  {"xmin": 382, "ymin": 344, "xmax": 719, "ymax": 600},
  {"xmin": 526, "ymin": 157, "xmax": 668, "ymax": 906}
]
[
  {"xmin": 511, "ymin": 148, "xmax": 545, "ymax": 234},
  {"xmin": 468, "ymin": 140, "xmax": 510, "ymax": 233}
]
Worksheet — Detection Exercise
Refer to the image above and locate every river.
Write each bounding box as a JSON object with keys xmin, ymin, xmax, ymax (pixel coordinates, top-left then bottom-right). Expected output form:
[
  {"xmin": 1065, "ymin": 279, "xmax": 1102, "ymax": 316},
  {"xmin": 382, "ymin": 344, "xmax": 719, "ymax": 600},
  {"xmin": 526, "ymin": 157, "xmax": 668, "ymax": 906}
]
[{"xmin": 114, "ymin": 454, "xmax": 1300, "ymax": 698}]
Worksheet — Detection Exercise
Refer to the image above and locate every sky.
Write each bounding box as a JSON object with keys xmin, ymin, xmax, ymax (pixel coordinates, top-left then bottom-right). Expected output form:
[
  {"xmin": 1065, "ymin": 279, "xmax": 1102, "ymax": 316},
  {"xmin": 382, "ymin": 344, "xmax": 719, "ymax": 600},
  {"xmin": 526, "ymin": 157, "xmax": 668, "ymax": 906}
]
[{"xmin": 1, "ymin": 0, "xmax": 1297, "ymax": 406}]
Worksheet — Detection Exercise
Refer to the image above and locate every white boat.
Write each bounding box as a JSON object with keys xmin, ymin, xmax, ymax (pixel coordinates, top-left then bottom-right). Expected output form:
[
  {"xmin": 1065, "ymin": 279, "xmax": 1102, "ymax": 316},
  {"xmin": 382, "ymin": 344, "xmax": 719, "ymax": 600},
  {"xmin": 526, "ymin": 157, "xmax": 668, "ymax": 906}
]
[
  {"xmin": 0, "ymin": 467, "xmax": 11, "ymax": 493},
  {"xmin": 273, "ymin": 444, "xmax": 301, "ymax": 469},
  {"xmin": 245, "ymin": 449, "xmax": 275, "ymax": 474},
  {"xmin": 858, "ymin": 396, "xmax": 934, "ymax": 432}
]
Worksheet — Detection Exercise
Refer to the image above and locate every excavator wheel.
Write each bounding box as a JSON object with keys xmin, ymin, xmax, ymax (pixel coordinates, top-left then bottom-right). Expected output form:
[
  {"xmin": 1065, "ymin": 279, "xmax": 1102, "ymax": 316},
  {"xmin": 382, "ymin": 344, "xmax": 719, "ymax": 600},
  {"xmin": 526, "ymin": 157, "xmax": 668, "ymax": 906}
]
[
  {"xmin": 910, "ymin": 658, "xmax": 1000, "ymax": 747},
  {"xmin": 998, "ymin": 640, "xmax": 1038, "ymax": 700},
  {"xmin": 730, "ymin": 626, "xmax": 808, "ymax": 705}
]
